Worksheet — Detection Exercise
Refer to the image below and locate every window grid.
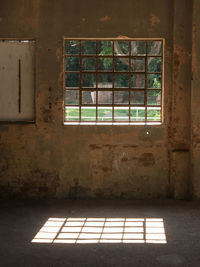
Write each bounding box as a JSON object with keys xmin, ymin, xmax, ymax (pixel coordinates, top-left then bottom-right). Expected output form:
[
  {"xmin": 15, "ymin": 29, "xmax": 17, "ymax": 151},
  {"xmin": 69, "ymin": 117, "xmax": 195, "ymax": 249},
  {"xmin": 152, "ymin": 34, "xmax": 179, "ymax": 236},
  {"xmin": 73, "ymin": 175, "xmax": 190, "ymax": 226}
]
[
  {"xmin": 79, "ymin": 41, "xmax": 82, "ymax": 121},
  {"xmin": 96, "ymin": 41, "xmax": 98, "ymax": 121},
  {"xmin": 128, "ymin": 41, "xmax": 131, "ymax": 121},
  {"xmin": 64, "ymin": 39, "xmax": 163, "ymax": 124},
  {"xmin": 145, "ymin": 41, "xmax": 148, "ymax": 121}
]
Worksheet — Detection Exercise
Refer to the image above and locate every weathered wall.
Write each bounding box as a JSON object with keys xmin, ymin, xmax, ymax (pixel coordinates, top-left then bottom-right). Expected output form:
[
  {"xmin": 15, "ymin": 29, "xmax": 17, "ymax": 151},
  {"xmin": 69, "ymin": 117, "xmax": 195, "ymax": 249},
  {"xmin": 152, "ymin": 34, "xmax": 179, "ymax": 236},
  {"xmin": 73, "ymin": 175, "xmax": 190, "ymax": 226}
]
[
  {"xmin": 192, "ymin": 0, "xmax": 200, "ymax": 199},
  {"xmin": 0, "ymin": 0, "xmax": 196, "ymax": 199},
  {"xmin": 170, "ymin": 0, "xmax": 192, "ymax": 199}
]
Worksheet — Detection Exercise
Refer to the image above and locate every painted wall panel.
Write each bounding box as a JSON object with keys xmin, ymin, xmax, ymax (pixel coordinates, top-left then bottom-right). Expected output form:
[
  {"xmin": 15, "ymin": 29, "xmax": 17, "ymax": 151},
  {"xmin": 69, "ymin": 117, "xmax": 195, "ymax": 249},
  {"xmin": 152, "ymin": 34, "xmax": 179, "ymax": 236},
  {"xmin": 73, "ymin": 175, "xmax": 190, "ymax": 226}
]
[{"xmin": 0, "ymin": 41, "xmax": 35, "ymax": 121}]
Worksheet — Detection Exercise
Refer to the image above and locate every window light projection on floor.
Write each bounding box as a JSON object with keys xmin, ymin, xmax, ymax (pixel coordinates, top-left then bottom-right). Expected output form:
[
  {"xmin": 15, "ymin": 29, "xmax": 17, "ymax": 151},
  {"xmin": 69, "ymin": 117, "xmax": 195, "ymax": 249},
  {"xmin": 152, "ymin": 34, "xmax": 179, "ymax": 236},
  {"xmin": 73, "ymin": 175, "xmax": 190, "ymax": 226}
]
[{"xmin": 32, "ymin": 218, "xmax": 167, "ymax": 244}]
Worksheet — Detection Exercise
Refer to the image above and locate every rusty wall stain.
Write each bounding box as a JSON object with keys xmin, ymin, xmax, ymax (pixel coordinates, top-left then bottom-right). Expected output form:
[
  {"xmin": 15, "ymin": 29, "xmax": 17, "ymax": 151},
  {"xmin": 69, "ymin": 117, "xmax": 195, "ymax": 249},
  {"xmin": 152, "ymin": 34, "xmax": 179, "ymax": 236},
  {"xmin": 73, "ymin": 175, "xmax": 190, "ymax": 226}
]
[{"xmin": 138, "ymin": 153, "xmax": 155, "ymax": 167}]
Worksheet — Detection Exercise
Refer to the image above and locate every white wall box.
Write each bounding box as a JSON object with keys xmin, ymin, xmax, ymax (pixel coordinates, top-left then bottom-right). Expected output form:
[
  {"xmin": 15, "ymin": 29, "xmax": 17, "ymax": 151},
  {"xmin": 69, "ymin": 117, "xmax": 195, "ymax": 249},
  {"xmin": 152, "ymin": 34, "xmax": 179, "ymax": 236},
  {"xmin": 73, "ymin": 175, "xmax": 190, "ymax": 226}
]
[{"xmin": 0, "ymin": 40, "xmax": 35, "ymax": 122}]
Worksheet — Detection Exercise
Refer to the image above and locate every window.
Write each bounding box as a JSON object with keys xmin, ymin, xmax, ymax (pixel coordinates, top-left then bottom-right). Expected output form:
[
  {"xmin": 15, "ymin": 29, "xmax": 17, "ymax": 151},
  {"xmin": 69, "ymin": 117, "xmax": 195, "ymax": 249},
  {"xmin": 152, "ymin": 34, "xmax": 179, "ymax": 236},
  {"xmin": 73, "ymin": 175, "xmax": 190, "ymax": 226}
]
[
  {"xmin": 64, "ymin": 38, "xmax": 163, "ymax": 125},
  {"xmin": 0, "ymin": 39, "xmax": 35, "ymax": 122}
]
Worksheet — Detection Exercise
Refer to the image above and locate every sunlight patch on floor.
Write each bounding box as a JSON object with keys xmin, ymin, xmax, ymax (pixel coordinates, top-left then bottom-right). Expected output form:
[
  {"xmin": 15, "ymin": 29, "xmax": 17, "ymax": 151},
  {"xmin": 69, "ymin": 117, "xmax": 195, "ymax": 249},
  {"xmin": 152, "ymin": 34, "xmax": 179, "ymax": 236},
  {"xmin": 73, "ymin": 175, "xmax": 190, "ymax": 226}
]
[{"xmin": 32, "ymin": 217, "xmax": 167, "ymax": 244}]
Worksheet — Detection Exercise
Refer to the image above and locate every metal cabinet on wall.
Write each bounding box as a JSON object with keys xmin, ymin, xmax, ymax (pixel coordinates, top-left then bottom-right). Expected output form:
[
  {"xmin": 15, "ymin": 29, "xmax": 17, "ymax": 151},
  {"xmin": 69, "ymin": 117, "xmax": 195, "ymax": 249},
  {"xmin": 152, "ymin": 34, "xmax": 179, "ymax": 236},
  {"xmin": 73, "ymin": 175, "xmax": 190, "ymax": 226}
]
[{"xmin": 0, "ymin": 40, "xmax": 35, "ymax": 122}]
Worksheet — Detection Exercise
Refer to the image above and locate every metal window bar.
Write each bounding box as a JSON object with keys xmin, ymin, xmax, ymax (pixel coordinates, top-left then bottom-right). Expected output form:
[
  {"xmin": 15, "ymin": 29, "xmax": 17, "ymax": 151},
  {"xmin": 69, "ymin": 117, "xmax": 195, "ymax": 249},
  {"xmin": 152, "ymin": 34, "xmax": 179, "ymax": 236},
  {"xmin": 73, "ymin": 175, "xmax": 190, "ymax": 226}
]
[{"xmin": 64, "ymin": 38, "xmax": 163, "ymax": 124}]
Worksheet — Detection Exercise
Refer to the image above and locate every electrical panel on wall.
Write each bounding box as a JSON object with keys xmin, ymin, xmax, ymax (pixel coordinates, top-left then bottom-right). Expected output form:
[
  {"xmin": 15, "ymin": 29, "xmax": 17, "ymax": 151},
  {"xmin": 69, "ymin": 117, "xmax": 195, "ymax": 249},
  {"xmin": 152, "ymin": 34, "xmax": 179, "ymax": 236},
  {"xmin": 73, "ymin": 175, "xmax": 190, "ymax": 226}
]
[{"xmin": 0, "ymin": 40, "xmax": 35, "ymax": 122}]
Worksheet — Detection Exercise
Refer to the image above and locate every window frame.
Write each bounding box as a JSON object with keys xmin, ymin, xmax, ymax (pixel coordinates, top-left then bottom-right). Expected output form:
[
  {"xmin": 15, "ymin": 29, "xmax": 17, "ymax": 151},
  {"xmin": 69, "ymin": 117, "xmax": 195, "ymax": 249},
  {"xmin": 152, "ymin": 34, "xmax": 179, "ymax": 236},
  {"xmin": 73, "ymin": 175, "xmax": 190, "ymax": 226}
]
[{"xmin": 63, "ymin": 38, "xmax": 164, "ymax": 125}]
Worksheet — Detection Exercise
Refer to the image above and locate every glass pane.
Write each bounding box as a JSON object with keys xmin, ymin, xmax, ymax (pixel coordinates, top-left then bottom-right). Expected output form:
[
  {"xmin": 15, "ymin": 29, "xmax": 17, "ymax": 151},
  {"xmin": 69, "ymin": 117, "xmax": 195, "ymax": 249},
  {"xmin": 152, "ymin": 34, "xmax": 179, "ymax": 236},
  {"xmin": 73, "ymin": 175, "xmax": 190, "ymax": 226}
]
[
  {"xmin": 81, "ymin": 107, "xmax": 96, "ymax": 121},
  {"xmin": 147, "ymin": 90, "xmax": 161, "ymax": 105},
  {"xmin": 66, "ymin": 73, "xmax": 79, "ymax": 88},
  {"xmin": 114, "ymin": 74, "xmax": 129, "ymax": 88},
  {"xmin": 131, "ymin": 58, "xmax": 145, "ymax": 72},
  {"xmin": 65, "ymin": 90, "xmax": 79, "ymax": 105},
  {"xmin": 98, "ymin": 74, "xmax": 113, "ymax": 87},
  {"xmin": 82, "ymin": 58, "xmax": 96, "ymax": 71},
  {"xmin": 98, "ymin": 107, "xmax": 113, "ymax": 121},
  {"xmin": 114, "ymin": 107, "xmax": 129, "ymax": 120},
  {"xmin": 98, "ymin": 41, "xmax": 113, "ymax": 55},
  {"xmin": 131, "ymin": 41, "xmax": 146, "ymax": 56},
  {"xmin": 131, "ymin": 74, "xmax": 145, "ymax": 88},
  {"xmin": 66, "ymin": 40, "xmax": 80, "ymax": 55},
  {"xmin": 148, "ymin": 41, "xmax": 162, "ymax": 56},
  {"xmin": 148, "ymin": 57, "xmax": 162, "ymax": 72},
  {"xmin": 82, "ymin": 74, "xmax": 96, "ymax": 88},
  {"xmin": 114, "ymin": 41, "xmax": 129, "ymax": 55},
  {"xmin": 98, "ymin": 91, "xmax": 112, "ymax": 104},
  {"xmin": 82, "ymin": 91, "xmax": 96, "ymax": 104},
  {"xmin": 82, "ymin": 41, "xmax": 96, "ymax": 55},
  {"xmin": 66, "ymin": 57, "xmax": 80, "ymax": 71},
  {"xmin": 65, "ymin": 106, "xmax": 79, "ymax": 121},
  {"xmin": 130, "ymin": 91, "xmax": 144, "ymax": 105},
  {"xmin": 114, "ymin": 91, "xmax": 129, "ymax": 104},
  {"xmin": 114, "ymin": 57, "xmax": 129, "ymax": 71},
  {"xmin": 147, "ymin": 107, "xmax": 161, "ymax": 121},
  {"xmin": 147, "ymin": 74, "xmax": 161, "ymax": 89},
  {"xmin": 98, "ymin": 58, "xmax": 113, "ymax": 71},
  {"xmin": 131, "ymin": 107, "xmax": 145, "ymax": 121}
]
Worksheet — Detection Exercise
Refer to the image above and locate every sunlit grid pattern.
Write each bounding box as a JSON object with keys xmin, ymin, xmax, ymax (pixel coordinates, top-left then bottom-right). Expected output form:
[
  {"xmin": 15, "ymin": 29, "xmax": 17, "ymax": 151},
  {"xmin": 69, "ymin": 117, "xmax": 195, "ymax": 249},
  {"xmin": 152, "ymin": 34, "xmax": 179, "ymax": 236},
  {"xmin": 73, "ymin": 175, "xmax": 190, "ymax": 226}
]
[{"xmin": 32, "ymin": 217, "xmax": 167, "ymax": 244}]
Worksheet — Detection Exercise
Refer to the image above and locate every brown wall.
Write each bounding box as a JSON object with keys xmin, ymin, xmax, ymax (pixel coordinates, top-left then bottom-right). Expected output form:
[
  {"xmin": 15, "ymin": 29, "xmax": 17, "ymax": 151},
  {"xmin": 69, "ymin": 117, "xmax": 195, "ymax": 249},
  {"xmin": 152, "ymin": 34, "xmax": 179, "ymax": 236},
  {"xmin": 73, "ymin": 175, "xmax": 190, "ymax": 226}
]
[
  {"xmin": 192, "ymin": 0, "xmax": 200, "ymax": 199},
  {"xmin": 0, "ymin": 0, "xmax": 198, "ymax": 199}
]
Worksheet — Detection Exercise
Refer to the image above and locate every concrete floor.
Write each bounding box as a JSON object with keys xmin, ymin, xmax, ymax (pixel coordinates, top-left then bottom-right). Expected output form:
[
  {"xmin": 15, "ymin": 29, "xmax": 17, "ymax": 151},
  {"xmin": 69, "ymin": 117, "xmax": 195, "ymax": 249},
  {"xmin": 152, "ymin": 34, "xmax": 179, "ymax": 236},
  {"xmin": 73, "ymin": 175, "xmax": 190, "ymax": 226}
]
[{"xmin": 0, "ymin": 200, "xmax": 200, "ymax": 267}]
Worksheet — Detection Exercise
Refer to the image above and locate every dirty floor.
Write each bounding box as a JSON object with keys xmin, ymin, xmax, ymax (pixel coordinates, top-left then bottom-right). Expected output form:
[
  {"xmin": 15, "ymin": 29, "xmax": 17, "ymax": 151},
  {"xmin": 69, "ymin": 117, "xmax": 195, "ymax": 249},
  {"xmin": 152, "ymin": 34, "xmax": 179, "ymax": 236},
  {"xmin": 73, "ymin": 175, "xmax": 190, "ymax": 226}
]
[{"xmin": 0, "ymin": 200, "xmax": 200, "ymax": 267}]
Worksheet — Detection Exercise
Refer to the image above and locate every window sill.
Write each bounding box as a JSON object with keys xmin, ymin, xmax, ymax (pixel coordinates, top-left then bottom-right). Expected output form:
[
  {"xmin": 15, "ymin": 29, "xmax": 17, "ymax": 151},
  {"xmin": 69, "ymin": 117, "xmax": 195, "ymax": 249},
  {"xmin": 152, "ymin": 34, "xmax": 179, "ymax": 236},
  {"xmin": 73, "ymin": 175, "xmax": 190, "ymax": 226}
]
[{"xmin": 64, "ymin": 122, "xmax": 162, "ymax": 126}]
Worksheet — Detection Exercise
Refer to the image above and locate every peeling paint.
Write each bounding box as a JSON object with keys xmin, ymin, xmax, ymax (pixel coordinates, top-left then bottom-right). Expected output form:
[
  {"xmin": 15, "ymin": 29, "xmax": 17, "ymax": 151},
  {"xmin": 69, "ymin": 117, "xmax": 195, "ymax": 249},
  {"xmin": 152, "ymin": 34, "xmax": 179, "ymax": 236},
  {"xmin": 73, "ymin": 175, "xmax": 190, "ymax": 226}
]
[
  {"xmin": 116, "ymin": 35, "xmax": 129, "ymax": 39},
  {"xmin": 139, "ymin": 153, "xmax": 155, "ymax": 167},
  {"xmin": 99, "ymin": 15, "xmax": 111, "ymax": 22},
  {"xmin": 150, "ymin": 12, "xmax": 160, "ymax": 27},
  {"xmin": 56, "ymin": 48, "xmax": 61, "ymax": 61}
]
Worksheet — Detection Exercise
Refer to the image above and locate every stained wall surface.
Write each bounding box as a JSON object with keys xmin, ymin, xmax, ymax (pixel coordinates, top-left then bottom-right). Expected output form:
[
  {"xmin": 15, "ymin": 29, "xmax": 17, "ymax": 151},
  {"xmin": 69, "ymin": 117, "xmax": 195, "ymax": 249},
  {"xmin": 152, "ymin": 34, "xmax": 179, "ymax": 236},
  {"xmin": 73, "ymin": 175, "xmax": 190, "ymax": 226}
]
[{"xmin": 0, "ymin": 0, "xmax": 198, "ymax": 199}]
